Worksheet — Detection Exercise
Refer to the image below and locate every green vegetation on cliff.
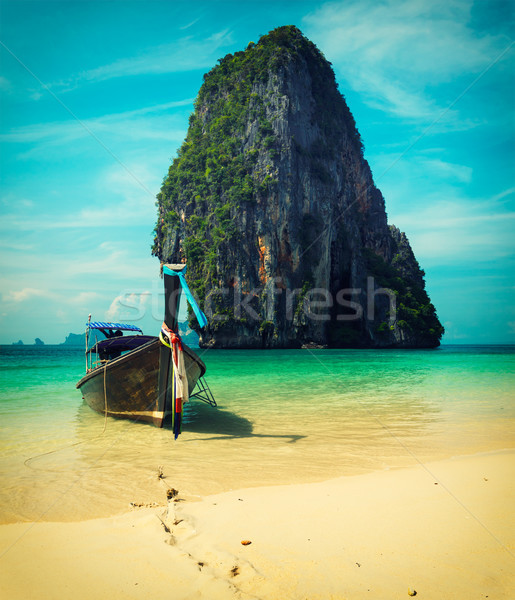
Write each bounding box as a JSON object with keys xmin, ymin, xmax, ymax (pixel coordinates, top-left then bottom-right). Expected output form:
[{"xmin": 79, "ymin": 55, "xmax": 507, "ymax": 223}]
[
  {"xmin": 153, "ymin": 25, "xmax": 444, "ymax": 348},
  {"xmin": 364, "ymin": 248, "xmax": 444, "ymax": 346},
  {"xmin": 153, "ymin": 26, "xmax": 362, "ymax": 306}
]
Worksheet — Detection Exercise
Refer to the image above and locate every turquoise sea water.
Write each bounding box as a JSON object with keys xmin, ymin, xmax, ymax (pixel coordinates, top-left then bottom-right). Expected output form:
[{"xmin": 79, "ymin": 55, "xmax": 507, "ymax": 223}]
[{"xmin": 1, "ymin": 345, "xmax": 514, "ymax": 523}]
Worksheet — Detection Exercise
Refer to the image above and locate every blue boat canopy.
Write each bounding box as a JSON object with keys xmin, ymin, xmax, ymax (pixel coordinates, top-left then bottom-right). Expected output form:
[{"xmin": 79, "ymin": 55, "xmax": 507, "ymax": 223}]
[{"xmin": 87, "ymin": 321, "xmax": 143, "ymax": 333}]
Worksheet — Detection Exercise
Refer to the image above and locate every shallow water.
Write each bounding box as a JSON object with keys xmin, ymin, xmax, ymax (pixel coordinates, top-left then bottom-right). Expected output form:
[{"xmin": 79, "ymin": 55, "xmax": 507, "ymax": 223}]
[{"xmin": 0, "ymin": 344, "xmax": 514, "ymax": 523}]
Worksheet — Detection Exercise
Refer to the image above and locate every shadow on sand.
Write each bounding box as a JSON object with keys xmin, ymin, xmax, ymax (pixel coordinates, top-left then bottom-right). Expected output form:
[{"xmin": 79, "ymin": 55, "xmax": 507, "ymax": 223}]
[{"xmin": 169, "ymin": 402, "xmax": 305, "ymax": 444}]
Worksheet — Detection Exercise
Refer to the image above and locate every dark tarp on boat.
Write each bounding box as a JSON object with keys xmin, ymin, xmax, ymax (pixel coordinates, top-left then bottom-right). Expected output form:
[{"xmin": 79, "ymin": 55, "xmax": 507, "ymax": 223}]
[{"xmin": 87, "ymin": 335, "xmax": 156, "ymax": 355}]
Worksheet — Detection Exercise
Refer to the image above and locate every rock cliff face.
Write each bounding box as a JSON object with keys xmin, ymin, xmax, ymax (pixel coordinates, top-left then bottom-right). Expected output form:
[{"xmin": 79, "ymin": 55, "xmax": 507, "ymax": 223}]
[{"xmin": 153, "ymin": 26, "xmax": 444, "ymax": 348}]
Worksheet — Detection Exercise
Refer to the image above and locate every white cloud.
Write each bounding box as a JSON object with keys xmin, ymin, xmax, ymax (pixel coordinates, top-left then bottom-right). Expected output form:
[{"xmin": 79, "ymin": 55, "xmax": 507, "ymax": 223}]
[
  {"xmin": 418, "ymin": 158, "xmax": 473, "ymax": 184},
  {"xmin": 0, "ymin": 237, "xmax": 162, "ymax": 342},
  {"xmin": 1, "ymin": 239, "xmax": 159, "ymax": 294},
  {"xmin": 0, "ymin": 103, "xmax": 185, "ymax": 234},
  {"xmin": 49, "ymin": 30, "xmax": 233, "ymax": 92},
  {"xmin": 0, "ymin": 240, "xmax": 34, "ymax": 251},
  {"xmin": 0, "ymin": 99, "xmax": 192, "ymax": 155},
  {"xmin": 370, "ymin": 145, "xmax": 515, "ymax": 266},
  {"xmin": 2, "ymin": 287, "xmax": 56, "ymax": 303},
  {"xmin": 106, "ymin": 291, "xmax": 152, "ymax": 321},
  {"xmin": 390, "ymin": 193, "xmax": 515, "ymax": 265},
  {"xmin": 0, "ymin": 158, "xmax": 160, "ymax": 232},
  {"xmin": 180, "ymin": 17, "xmax": 203, "ymax": 31},
  {"xmin": 64, "ymin": 242, "xmax": 155, "ymax": 280},
  {"xmin": 442, "ymin": 321, "xmax": 470, "ymax": 341},
  {"xmin": 370, "ymin": 150, "xmax": 476, "ymax": 192},
  {"xmin": 491, "ymin": 187, "xmax": 515, "ymax": 204},
  {"xmin": 70, "ymin": 291, "xmax": 101, "ymax": 305},
  {"xmin": 0, "ymin": 75, "xmax": 12, "ymax": 92},
  {"xmin": 303, "ymin": 0, "xmax": 510, "ymax": 120}
]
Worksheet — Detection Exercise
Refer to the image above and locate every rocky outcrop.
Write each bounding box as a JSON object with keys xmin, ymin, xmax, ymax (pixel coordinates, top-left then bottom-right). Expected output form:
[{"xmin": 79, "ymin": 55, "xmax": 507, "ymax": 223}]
[
  {"xmin": 61, "ymin": 332, "xmax": 85, "ymax": 346},
  {"xmin": 153, "ymin": 26, "xmax": 444, "ymax": 348}
]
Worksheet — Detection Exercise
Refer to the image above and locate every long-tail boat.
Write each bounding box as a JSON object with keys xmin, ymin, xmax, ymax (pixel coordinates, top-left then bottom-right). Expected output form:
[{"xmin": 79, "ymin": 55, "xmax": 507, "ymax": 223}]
[{"xmin": 76, "ymin": 264, "xmax": 215, "ymax": 437}]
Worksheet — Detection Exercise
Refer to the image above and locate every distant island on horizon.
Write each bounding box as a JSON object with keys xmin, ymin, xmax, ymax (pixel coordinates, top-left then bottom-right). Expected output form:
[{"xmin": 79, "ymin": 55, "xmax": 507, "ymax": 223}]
[
  {"xmin": 12, "ymin": 338, "xmax": 45, "ymax": 346},
  {"xmin": 11, "ymin": 335, "xmax": 82, "ymax": 346},
  {"xmin": 10, "ymin": 325, "xmax": 200, "ymax": 348}
]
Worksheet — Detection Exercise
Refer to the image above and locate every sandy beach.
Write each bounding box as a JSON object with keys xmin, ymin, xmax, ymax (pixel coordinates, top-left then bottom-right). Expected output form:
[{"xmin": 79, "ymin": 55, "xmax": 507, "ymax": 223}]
[{"xmin": 1, "ymin": 449, "xmax": 513, "ymax": 599}]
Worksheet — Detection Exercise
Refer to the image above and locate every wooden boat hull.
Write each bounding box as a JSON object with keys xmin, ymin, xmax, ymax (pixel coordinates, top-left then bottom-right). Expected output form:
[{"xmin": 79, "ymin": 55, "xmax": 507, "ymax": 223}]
[{"xmin": 76, "ymin": 338, "xmax": 205, "ymax": 427}]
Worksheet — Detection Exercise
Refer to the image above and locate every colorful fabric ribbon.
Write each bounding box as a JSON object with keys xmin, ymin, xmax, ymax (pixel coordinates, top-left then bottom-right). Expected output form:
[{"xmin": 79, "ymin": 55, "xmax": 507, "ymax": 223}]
[
  {"xmin": 162, "ymin": 265, "xmax": 208, "ymax": 328},
  {"xmin": 160, "ymin": 322, "xmax": 189, "ymax": 439}
]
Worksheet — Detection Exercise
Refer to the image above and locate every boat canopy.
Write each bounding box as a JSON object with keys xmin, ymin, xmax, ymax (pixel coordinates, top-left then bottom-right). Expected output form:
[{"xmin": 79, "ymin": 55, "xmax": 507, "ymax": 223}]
[{"xmin": 87, "ymin": 321, "xmax": 143, "ymax": 333}]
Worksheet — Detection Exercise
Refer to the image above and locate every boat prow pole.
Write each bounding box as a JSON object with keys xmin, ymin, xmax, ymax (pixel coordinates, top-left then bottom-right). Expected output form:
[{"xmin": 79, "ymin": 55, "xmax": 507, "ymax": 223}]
[
  {"xmin": 156, "ymin": 264, "xmax": 185, "ymax": 428},
  {"xmin": 85, "ymin": 314, "xmax": 91, "ymax": 373}
]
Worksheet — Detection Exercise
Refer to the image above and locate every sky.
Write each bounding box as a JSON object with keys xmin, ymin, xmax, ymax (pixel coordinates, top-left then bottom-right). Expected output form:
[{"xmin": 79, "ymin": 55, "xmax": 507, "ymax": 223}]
[{"xmin": 0, "ymin": 0, "xmax": 514, "ymax": 344}]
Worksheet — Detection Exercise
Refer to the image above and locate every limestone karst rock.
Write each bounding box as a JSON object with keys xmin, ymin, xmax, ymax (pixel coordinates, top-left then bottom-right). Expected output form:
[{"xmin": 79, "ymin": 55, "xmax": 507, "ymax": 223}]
[{"xmin": 153, "ymin": 26, "xmax": 444, "ymax": 348}]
